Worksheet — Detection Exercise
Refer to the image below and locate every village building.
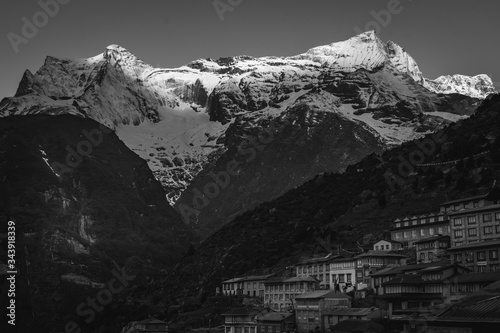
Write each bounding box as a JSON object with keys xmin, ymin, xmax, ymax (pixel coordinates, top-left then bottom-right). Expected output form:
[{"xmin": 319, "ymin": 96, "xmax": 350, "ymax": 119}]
[
  {"xmin": 376, "ymin": 262, "xmax": 470, "ymax": 316},
  {"xmin": 355, "ymin": 251, "xmax": 408, "ymax": 286},
  {"xmin": 242, "ymin": 275, "xmax": 275, "ymax": 298},
  {"xmin": 329, "ymin": 257, "xmax": 357, "ymax": 293},
  {"xmin": 391, "ymin": 212, "xmax": 450, "ymax": 247},
  {"xmin": 264, "ymin": 276, "xmax": 319, "ymax": 311},
  {"xmin": 295, "ymin": 290, "xmax": 352, "ymax": 332},
  {"xmin": 256, "ymin": 312, "xmax": 295, "ymax": 333},
  {"xmin": 448, "ymin": 239, "xmax": 500, "ymax": 272},
  {"xmin": 373, "ymin": 240, "xmax": 402, "ymax": 251},
  {"xmin": 295, "ymin": 253, "xmax": 343, "ymax": 289},
  {"xmin": 415, "ymin": 235, "xmax": 451, "ymax": 263},
  {"xmin": 439, "ymin": 194, "xmax": 492, "ymax": 214},
  {"xmin": 322, "ymin": 308, "xmax": 385, "ymax": 330},
  {"xmin": 222, "ymin": 278, "xmax": 245, "ymax": 296},
  {"xmin": 448, "ymin": 203, "xmax": 500, "ymax": 247},
  {"xmin": 222, "ymin": 308, "xmax": 273, "ymax": 333}
]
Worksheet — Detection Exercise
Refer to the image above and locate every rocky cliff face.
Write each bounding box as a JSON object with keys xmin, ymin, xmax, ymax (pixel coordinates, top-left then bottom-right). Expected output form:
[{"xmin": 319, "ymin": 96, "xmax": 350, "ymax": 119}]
[{"xmin": 0, "ymin": 31, "xmax": 496, "ymax": 236}]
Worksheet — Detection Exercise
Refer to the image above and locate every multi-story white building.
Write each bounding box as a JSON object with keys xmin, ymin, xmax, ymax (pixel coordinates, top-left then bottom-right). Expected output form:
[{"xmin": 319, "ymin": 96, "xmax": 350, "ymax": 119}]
[
  {"xmin": 328, "ymin": 257, "xmax": 357, "ymax": 292},
  {"xmin": 264, "ymin": 276, "xmax": 319, "ymax": 311},
  {"xmin": 295, "ymin": 253, "xmax": 342, "ymax": 289},
  {"xmin": 391, "ymin": 212, "xmax": 450, "ymax": 247}
]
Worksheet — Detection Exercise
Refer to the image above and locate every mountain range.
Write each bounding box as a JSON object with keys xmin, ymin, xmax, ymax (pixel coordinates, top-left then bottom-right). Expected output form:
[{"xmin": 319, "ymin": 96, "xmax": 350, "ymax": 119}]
[{"xmin": 1, "ymin": 30, "xmax": 496, "ymax": 236}]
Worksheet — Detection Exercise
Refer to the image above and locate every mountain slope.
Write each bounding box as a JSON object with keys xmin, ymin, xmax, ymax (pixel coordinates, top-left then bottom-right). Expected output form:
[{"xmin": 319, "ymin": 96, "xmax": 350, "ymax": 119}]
[
  {"xmin": 164, "ymin": 94, "xmax": 500, "ymax": 304},
  {"xmin": 0, "ymin": 114, "xmax": 196, "ymax": 331}
]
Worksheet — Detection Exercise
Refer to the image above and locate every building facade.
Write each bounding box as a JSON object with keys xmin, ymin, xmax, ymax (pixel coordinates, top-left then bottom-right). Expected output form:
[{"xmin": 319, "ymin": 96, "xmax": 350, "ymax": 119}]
[
  {"xmin": 449, "ymin": 239, "xmax": 500, "ymax": 272},
  {"xmin": 264, "ymin": 277, "xmax": 319, "ymax": 311},
  {"xmin": 391, "ymin": 212, "xmax": 450, "ymax": 247},
  {"xmin": 415, "ymin": 235, "xmax": 450, "ymax": 263},
  {"xmin": 222, "ymin": 278, "xmax": 245, "ymax": 296},
  {"xmin": 242, "ymin": 275, "xmax": 274, "ymax": 298},
  {"xmin": 329, "ymin": 257, "xmax": 357, "ymax": 293},
  {"xmin": 295, "ymin": 254, "xmax": 342, "ymax": 289},
  {"xmin": 373, "ymin": 240, "xmax": 402, "ymax": 251},
  {"xmin": 355, "ymin": 251, "xmax": 407, "ymax": 286},
  {"xmin": 448, "ymin": 203, "xmax": 500, "ymax": 248},
  {"xmin": 295, "ymin": 291, "xmax": 352, "ymax": 332}
]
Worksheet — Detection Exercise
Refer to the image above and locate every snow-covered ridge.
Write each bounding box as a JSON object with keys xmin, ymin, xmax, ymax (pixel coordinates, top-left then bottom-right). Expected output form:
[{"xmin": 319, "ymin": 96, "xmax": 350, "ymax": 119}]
[
  {"xmin": 0, "ymin": 31, "xmax": 496, "ymax": 205},
  {"xmin": 424, "ymin": 74, "xmax": 497, "ymax": 99}
]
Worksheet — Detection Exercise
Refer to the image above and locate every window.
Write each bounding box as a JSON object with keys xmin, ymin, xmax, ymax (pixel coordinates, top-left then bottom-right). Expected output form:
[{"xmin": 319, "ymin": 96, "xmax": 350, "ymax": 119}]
[
  {"xmin": 454, "ymin": 230, "xmax": 463, "ymax": 238},
  {"xmin": 496, "ymin": 212, "xmax": 500, "ymax": 221},
  {"xmin": 468, "ymin": 228, "xmax": 478, "ymax": 237},
  {"xmin": 420, "ymin": 253, "xmax": 425, "ymax": 261},
  {"xmin": 421, "ymin": 229, "xmax": 425, "ymax": 236},
  {"xmin": 428, "ymin": 252, "xmax": 434, "ymax": 261},
  {"xmin": 386, "ymin": 245, "xmax": 390, "ymax": 250},
  {"xmin": 375, "ymin": 246, "xmax": 379, "ymax": 250},
  {"xmin": 429, "ymin": 228, "xmax": 435, "ymax": 235},
  {"xmin": 396, "ymin": 222, "xmax": 401, "ymax": 228},
  {"xmin": 454, "ymin": 204, "xmax": 460, "ymax": 211},
  {"xmin": 404, "ymin": 221, "xmax": 409, "ymax": 227},
  {"xmin": 454, "ymin": 254, "xmax": 462, "ymax": 262},
  {"xmin": 489, "ymin": 250, "xmax": 498, "ymax": 261},
  {"xmin": 455, "ymin": 242, "xmax": 463, "ymax": 247},
  {"xmin": 438, "ymin": 227, "xmax": 443, "ymax": 234},
  {"xmin": 438, "ymin": 215, "xmax": 444, "ymax": 221},
  {"xmin": 421, "ymin": 218, "xmax": 426, "ymax": 224},
  {"xmin": 404, "ymin": 231, "xmax": 409, "ymax": 239},
  {"xmin": 468, "ymin": 216, "xmax": 477, "ymax": 225},
  {"xmin": 338, "ymin": 274, "xmax": 345, "ymax": 283},
  {"xmin": 412, "ymin": 230, "xmax": 417, "ymax": 237},
  {"xmin": 453, "ymin": 218, "xmax": 462, "ymax": 226},
  {"xmin": 473, "ymin": 201, "xmax": 479, "ymax": 208},
  {"xmin": 477, "ymin": 251, "xmax": 486, "ymax": 261},
  {"xmin": 484, "ymin": 226, "xmax": 493, "ymax": 235},
  {"xmin": 347, "ymin": 274, "xmax": 352, "ymax": 283},
  {"xmin": 483, "ymin": 214, "xmax": 492, "ymax": 222}
]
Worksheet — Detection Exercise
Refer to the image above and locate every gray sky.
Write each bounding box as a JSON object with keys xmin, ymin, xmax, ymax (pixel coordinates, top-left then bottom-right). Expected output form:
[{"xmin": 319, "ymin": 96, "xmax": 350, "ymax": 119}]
[{"xmin": 1, "ymin": 0, "xmax": 499, "ymax": 99}]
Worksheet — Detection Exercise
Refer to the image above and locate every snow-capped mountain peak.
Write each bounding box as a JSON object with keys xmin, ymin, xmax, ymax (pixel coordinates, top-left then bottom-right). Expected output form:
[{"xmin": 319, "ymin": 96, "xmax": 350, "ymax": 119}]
[{"xmin": 424, "ymin": 74, "xmax": 497, "ymax": 99}]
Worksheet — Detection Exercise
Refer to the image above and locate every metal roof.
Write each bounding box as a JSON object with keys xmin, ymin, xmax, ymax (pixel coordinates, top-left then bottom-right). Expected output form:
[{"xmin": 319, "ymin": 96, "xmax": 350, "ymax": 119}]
[
  {"xmin": 295, "ymin": 290, "xmax": 351, "ymax": 299},
  {"xmin": 448, "ymin": 239, "xmax": 500, "ymax": 251}
]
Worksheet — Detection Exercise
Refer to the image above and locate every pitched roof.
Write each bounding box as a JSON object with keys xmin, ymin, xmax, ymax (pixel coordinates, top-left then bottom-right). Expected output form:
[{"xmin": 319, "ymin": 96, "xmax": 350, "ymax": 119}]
[
  {"xmin": 257, "ymin": 312, "xmax": 294, "ymax": 322},
  {"xmin": 444, "ymin": 271, "xmax": 500, "ymax": 284},
  {"xmin": 222, "ymin": 277, "xmax": 244, "ymax": 283},
  {"xmin": 298, "ymin": 253, "xmax": 342, "ymax": 265},
  {"xmin": 447, "ymin": 203, "xmax": 500, "ymax": 215},
  {"xmin": 383, "ymin": 274, "xmax": 424, "ymax": 285},
  {"xmin": 448, "ymin": 239, "xmax": 500, "ymax": 251},
  {"xmin": 437, "ymin": 280, "xmax": 500, "ymax": 321},
  {"xmin": 295, "ymin": 290, "xmax": 351, "ymax": 299},
  {"xmin": 440, "ymin": 194, "xmax": 488, "ymax": 206},
  {"xmin": 240, "ymin": 274, "xmax": 274, "ymax": 282},
  {"xmin": 222, "ymin": 307, "xmax": 260, "ymax": 316},
  {"xmin": 357, "ymin": 250, "xmax": 407, "ymax": 258},
  {"xmin": 414, "ymin": 235, "xmax": 450, "ymax": 244},
  {"xmin": 322, "ymin": 308, "xmax": 376, "ymax": 316},
  {"xmin": 284, "ymin": 276, "xmax": 318, "ymax": 283}
]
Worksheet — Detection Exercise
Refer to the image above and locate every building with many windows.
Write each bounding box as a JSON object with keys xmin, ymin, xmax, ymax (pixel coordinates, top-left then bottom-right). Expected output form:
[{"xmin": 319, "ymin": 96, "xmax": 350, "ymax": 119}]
[
  {"xmin": 373, "ymin": 240, "xmax": 402, "ymax": 251},
  {"xmin": 222, "ymin": 278, "xmax": 245, "ymax": 296},
  {"xmin": 256, "ymin": 312, "xmax": 295, "ymax": 333},
  {"xmin": 391, "ymin": 212, "xmax": 450, "ymax": 247},
  {"xmin": 449, "ymin": 239, "xmax": 500, "ymax": 272},
  {"xmin": 448, "ymin": 203, "xmax": 500, "ymax": 248},
  {"xmin": 295, "ymin": 290, "xmax": 352, "ymax": 332},
  {"xmin": 355, "ymin": 251, "xmax": 408, "ymax": 286},
  {"xmin": 264, "ymin": 276, "xmax": 319, "ymax": 311},
  {"xmin": 242, "ymin": 275, "xmax": 274, "ymax": 298},
  {"xmin": 415, "ymin": 235, "xmax": 450, "ymax": 263},
  {"xmin": 295, "ymin": 253, "xmax": 342, "ymax": 289},
  {"xmin": 439, "ymin": 194, "xmax": 492, "ymax": 213},
  {"xmin": 329, "ymin": 257, "xmax": 357, "ymax": 293},
  {"xmin": 222, "ymin": 308, "xmax": 271, "ymax": 333}
]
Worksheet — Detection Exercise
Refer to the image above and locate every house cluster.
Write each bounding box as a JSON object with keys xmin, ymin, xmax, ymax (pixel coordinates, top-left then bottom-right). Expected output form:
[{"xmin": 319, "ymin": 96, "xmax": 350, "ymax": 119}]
[{"xmin": 219, "ymin": 194, "xmax": 500, "ymax": 332}]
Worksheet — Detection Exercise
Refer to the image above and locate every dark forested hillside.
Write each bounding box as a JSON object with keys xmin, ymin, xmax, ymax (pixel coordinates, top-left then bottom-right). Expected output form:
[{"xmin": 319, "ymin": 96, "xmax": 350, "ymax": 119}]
[
  {"xmin": 0, "ymin": 114, "xmax": 197, "ymax": 332},
  {"xmin": 161, "ymin": 94, "xmax": 500, "ymax": 314}
]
